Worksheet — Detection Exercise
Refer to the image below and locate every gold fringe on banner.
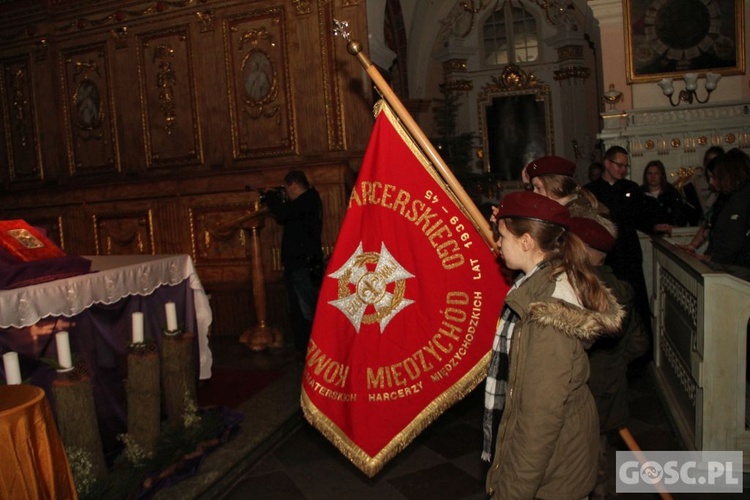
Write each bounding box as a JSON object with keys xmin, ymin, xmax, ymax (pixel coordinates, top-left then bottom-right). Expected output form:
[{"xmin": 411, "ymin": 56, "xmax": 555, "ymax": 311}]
[{"xmin": 301, "ymin": 351, "xmax": 492, "ymax": 478}]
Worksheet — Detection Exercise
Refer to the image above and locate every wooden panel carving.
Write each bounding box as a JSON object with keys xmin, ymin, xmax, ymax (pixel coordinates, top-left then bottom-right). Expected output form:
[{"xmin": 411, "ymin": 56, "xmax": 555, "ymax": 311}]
[
  {"xmin": 137, "ymin": 25, "xmax": 203, "ymax": 169},
  {"xmin": 223, "ymin": 6, "xmax": 297, "ymax": 159},
  {"xmin": 0, "ymin": 55, "xmax": 43, "ymax": 183},
  {"xmin": 318, "ymin": 0, "xmax": 345, "ymax": 151},
  {"xmin": 93, "ymin": 211, "xmax": 154, "ymax": 255},
  {"xmin": 59, "ymin": 42, "xmax": 120, "ymax": 175},
  {"xmin": 189, "ymin": 204, "xmax": 255, "ymax": 265}
]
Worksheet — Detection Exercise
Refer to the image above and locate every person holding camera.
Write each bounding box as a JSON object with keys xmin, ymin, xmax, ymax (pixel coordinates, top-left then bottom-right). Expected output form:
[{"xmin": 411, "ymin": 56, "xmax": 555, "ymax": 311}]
[{"xmin": 265, "ymin": 170, "xmax": 324, "ymax": 355}]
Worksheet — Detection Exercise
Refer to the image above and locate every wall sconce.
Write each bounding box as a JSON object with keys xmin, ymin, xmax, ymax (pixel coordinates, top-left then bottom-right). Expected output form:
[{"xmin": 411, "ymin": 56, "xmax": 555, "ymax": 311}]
[{"xmin": 658, "ymin": 73, "xmax": 721, "ymax": 106}]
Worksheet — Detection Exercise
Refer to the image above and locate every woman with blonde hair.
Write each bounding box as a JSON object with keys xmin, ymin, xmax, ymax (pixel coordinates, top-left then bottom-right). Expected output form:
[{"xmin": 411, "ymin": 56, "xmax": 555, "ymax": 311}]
[
  {"xmin": 484, "ymin": 191, "xmax": 624, "ymax": 499},
  {"xmin": 640, "ymin": 159, "xmax": 689, "ymax": 227}
]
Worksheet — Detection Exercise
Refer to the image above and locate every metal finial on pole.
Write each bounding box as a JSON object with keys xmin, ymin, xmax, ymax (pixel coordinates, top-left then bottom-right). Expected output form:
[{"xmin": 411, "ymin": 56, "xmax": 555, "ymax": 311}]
[
  {"xmin": 332, "ymin": 19, "xmax": 350, "ymax": 42},
  {"xmin": 334, "ymin": 18, "xmax": 368, "ymax": 67},
  {"xmin": 331, "ymin": 19, "xmax": 495, "ymax": 250}
]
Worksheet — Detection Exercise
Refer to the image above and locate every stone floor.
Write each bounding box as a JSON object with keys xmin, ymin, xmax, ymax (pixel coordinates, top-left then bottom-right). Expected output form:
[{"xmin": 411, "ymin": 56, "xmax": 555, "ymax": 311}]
[{"xmin": 156, "ymin": 336, "xmax": 749, "ymax": 499}]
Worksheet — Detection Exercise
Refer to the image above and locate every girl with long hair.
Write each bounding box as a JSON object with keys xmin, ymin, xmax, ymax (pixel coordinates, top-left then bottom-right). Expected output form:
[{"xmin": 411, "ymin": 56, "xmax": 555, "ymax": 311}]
[
  {"xmin": 484, "ymin": 191, "xmax": 623, "ymax": 499},
  {"xmin": 640, "ymin": 159, "xmax": 689, "ymax": 227}
]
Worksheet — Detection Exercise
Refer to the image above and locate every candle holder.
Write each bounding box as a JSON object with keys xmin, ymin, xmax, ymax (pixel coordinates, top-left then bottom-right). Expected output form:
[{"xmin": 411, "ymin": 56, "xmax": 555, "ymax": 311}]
[
  {"xmin": 55, "ymin": 361, "xmax": 88, "ymax": 382},
  {"xmin": 163, "ymin": 325, "xmax": 185, "ymax": 337},
  {"xmin": 159, "ymin": 331, "xmax": 196, "ymax": 423},
  {"xmin": 126, "ymin": 340, "xmax": 160, "ymax": 455},
  {"xmin": 42, "ymin": 356, "xmax": 83, "ymax": 379},
  {"xmin": 51, "ymin": 364, "xmax": 107, "ymax": 479},
  {"xmin": 128, "ymin": 341, "xmax": 158, "ymax": 355}
]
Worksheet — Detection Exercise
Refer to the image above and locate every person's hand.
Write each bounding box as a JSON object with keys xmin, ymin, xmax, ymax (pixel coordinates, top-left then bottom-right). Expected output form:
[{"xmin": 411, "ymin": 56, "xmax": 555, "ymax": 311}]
[
  {"xmin": 693, "ymin": 252, "xmax": 710, "ymax": 262},
  {"xmin": 653, "ymin": 223, "xmax": 672, "ymax": 235},
  {"xmin": 28, "ymin": 318, "xmax": 73, "ymax": 345},
  {"xmin": 521, "ymin": 165, "xmax": 530, "ymax": 186},
  {"xmin": 29, "ymin": 317, "xmax": 72, "ymax": 336},
  {"xmin": 489, "ymin": 204, "xmax": 500, "ymax": 224},
  {"xmin": 677, "ymin": 243, "xmax": 696, "ymax": 254}
]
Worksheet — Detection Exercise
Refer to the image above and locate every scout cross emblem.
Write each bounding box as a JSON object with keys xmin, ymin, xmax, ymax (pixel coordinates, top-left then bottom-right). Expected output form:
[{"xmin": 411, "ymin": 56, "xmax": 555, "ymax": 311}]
[{"xmin": 327, "ymin": 242, "xmax": 414, "ymax": 333}]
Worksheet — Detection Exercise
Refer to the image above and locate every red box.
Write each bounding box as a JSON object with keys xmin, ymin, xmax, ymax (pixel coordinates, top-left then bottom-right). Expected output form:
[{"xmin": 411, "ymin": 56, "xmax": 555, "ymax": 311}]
[{"xmin": 0, "ymin": 220, "xmax": 66, "ymax": 262}]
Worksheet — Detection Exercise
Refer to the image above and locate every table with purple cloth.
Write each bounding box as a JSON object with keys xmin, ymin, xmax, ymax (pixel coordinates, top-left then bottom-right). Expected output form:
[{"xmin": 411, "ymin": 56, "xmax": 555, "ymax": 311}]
[{"xmin": 0, "ymin": 254, "xmax": 213, "ymax": 453}]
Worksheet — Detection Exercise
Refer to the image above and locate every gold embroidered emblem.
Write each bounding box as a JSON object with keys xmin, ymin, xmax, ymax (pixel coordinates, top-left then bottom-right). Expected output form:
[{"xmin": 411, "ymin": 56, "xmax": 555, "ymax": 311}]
[
  {"xmin": 7, "ymin": 229, "xmax": 44, "ymax": 249},
  {"xmin": 328, "ymin": 242, "xmax": 414, "ymax": 333}
]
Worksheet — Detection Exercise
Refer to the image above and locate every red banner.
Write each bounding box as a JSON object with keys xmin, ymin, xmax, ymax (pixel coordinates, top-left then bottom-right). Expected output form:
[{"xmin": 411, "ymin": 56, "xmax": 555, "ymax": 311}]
[{"xmin": 301, "ymin": 102, "xmax": 509, "ymax": 476}]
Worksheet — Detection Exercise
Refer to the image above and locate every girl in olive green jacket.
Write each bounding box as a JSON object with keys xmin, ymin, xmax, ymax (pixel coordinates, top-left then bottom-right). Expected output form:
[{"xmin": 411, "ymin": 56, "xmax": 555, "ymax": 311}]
[{"xmin": 484, "ymin": 192, "xmax": 623, "ymax": 499}]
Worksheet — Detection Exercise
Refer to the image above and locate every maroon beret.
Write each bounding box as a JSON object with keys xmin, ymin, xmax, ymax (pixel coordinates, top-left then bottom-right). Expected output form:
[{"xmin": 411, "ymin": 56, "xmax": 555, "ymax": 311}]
[
  {"xmin": 497, "ymin": 191, "xmax": 570, "ymax": 228},
  {"xmin": 526, "ymin": 156, "xmax": 577, "ymax": 179},
  {"xmin": 568, "ymin": 216, "xmax": 616, "ymax": 253}
]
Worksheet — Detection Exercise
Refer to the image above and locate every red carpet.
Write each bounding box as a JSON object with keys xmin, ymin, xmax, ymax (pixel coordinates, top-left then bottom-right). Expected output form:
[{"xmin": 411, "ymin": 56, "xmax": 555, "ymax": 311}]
[{"xmin": 197, "ymin": 368, "xmax": 284, "ymax": 408}]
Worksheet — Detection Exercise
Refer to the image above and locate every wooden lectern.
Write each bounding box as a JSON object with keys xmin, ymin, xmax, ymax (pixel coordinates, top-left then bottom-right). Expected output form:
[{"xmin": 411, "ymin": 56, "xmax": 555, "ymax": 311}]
[{"xmin": 217, "ymin": 204, "xmax": 284, "ymax": 351}]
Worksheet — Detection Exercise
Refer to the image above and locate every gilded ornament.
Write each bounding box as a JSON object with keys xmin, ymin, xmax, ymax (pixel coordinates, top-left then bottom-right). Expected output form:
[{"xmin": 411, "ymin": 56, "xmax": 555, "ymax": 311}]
[
  {"xmin": 292, "ymin": 0, "xmax": 312, "ymax": 15},
  {"xmin": 153, "ymin": 44, "xmax": 178, "ymax": 134},
  {"xmin": 482, "ymin": 64, "xmax": 538, "ymax": 92},
  {"xmin": 556, "ymin": 45, "xmax": 583, "ymax": 62},
  {"xmin": 112, "ymin": 26, "xmax": 129, "ymax": 49},
  {"xmin": 195, "ymin": 11, "xmax": 214, "ymax": 32},
  {"xmin": 443, "ymin": 59, "xmax": 468, "ymax": 73},
  {"xmin": 442, "ymin": 79, "xmax": 472, "ymax": 92},
  {"xmin": 34, "ymin": 39, "xmax": 48, "ymax": 61}
]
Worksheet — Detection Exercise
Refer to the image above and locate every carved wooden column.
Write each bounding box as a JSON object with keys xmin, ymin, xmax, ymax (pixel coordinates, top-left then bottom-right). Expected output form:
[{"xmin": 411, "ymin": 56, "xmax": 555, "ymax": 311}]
[{"xmin": 221, "ymin": 205, "xmax": 283, "ymax": 351}]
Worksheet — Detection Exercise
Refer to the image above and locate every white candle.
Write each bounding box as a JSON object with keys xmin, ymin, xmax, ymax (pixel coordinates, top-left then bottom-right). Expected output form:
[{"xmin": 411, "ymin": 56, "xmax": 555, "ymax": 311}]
[
  {"xmin": 2, "ymin": 352, "xmax": 22, "ymax": 385},
  {"xmin": 165, "ymin": 302, "xmax": 178, "ymax": 332},
  {"xmin": 55, "ymin": 331, "xmax": 73, "ymax": 369},
  {"xmin": 132, "ymin": 312, "xmax": 144, "ymax": 344}
]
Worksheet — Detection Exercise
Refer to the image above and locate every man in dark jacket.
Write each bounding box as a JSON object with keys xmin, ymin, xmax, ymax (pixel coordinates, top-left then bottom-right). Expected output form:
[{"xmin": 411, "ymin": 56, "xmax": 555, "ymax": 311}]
[
  {"xmin": 585, "ymin": 146, "xmax": 660, "ymax": 343},
  {"xmin": 266, "ymin": 170, "xmax": 324, "ymax": 354}
]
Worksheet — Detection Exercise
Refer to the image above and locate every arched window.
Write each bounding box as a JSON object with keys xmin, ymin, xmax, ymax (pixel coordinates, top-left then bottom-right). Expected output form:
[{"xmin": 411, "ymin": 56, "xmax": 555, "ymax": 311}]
[{"xmin": 482, "ymin": 1, "xmax": 538, "ymax": 66}]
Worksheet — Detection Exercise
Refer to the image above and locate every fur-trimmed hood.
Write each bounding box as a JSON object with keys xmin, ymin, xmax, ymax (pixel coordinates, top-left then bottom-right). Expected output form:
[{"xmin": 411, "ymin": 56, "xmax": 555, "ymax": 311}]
[{"xmin": 505, "ymin": 264, "xmax": 625, "ymax": 344}]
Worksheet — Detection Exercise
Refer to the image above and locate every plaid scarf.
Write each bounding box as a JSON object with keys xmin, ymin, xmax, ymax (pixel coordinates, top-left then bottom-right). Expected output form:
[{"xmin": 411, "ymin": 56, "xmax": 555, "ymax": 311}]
[{"xmin": 481, "ymin": 262, "xmax": 547, "ymax": 462}]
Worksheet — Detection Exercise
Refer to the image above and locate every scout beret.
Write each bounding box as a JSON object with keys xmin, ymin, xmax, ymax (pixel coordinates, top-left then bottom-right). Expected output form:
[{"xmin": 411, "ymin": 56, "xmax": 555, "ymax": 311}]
[
  {"xmin": 568, "ymin": 216, "xmax": 616, "ymax": 253},
  {"xmin": 526, "ymin": 156, "xmax": 577, "ymax": 179},
  {"xmin": 497, "ymin": 191, "xmax": 570, "ymax": 228}
]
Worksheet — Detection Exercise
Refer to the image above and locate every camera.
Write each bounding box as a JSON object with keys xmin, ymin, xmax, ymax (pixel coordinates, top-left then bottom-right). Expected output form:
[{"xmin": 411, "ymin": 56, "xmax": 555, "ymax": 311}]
[
  {"xmin": 258, "ymin": 186, "xmax": 286, "ymax": 204},
  {"xmin": 245, "ymin": 184, "xmax": 286, "ymax": 204}
]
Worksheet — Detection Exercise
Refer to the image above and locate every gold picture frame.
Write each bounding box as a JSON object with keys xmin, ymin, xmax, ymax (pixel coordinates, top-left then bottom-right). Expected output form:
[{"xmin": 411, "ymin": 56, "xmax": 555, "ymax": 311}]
[{"xmin": 625, "ymin": 0, "xmax": 745, "ymax": 83}]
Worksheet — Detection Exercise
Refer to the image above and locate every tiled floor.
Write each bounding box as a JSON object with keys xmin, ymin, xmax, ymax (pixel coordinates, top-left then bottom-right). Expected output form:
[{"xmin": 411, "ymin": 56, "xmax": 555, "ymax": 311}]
[
  {"xmin": 206, "ymin": 337, "xmax": 748, "ymax": 500},
  {"xmin": 220, "ymin": 385, "xmax": 488, "ymax": 500}
]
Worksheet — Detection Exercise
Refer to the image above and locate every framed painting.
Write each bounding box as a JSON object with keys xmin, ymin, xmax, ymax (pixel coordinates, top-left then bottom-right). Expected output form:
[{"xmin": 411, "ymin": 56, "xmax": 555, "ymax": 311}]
[{"xmin": 625, "ymin": 0, "xmax": 745, "ymax": 83}]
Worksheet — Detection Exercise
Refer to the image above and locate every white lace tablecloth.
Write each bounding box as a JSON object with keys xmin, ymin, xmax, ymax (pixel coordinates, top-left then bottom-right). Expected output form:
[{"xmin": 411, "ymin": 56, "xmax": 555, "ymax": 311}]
[{"xmin": 0, "ymin": 254, "xmax": 213, "ymax": 379}]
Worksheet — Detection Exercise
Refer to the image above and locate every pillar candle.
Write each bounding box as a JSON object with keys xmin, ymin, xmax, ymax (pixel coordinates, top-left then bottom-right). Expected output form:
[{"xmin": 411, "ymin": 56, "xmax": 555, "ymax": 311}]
[
  {"xmin": 2, "ymin": 352, "xmax": 22, "ymax": 385},
  {"xmin": 132, "ymin": 312, "xmax": 144, "ymax": 343},
  {"xmin": 55, "ymin": 331, "xmax": 73, "ymax": 369},
  {"xmin": 165, "ymin": 302, "xmax": 178, "ymax": 332}
]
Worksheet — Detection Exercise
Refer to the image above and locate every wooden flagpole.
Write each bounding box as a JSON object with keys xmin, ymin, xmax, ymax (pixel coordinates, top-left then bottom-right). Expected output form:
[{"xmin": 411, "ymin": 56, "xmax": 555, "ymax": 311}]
[
  {"xmin": 619, "ymin": 427, "xmax": 674, "ymax": 500},
  {"xmin": 334, "ymin": 20, "xmax": 496, "ymax": 250}
]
